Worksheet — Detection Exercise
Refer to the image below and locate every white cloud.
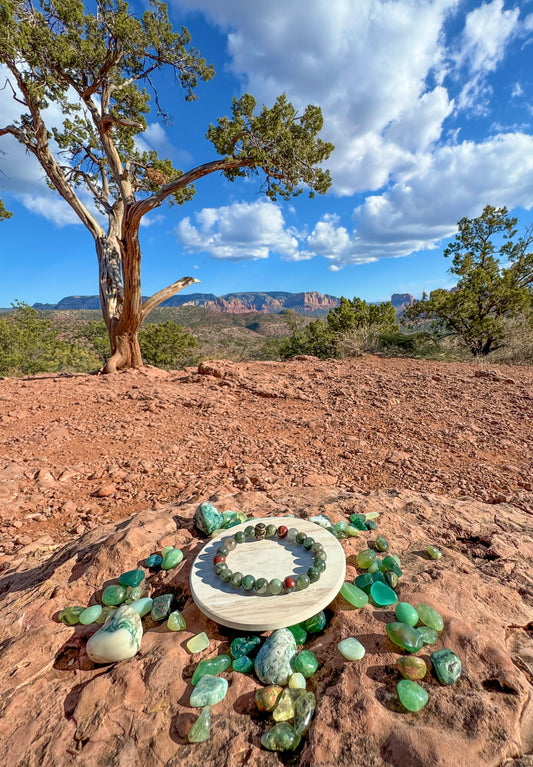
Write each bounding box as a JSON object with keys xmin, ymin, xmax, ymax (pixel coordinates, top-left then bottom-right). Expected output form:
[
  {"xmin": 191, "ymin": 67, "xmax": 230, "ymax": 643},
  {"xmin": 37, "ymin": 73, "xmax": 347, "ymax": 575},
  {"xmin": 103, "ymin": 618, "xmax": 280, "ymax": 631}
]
[
  {"xmin": 458, "ymin": 0, "xmax": 519, "ymax": 74},
  {"xmin": 328, "ymin": 265, "xmax": 342, "ymax": 272},
  {"xmin": 175, "ymin": 199, "xmax": 302, "ymax": 261}
]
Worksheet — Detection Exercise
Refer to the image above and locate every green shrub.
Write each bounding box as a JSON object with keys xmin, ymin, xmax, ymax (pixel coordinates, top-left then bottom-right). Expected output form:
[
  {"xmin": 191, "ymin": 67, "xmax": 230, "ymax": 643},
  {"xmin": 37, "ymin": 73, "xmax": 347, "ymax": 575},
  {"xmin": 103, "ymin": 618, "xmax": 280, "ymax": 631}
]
[{"xmin": 139, "ymin": 321, "xmax": 198, "ymax": 368}]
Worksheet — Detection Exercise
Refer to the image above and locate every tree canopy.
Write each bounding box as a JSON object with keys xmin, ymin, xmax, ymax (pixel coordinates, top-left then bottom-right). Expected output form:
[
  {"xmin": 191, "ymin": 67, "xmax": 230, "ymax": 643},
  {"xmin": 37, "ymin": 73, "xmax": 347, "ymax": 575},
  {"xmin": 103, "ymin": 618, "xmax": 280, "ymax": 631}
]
[{"xmin": 0, "ymin": 0, "xmax": 333, "ymax": 371}]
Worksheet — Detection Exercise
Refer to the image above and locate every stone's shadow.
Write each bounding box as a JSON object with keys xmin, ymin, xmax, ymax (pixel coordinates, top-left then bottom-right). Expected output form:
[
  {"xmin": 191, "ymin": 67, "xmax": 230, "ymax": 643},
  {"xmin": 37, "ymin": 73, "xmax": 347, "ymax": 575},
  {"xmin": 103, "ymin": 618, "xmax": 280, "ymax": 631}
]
[
  {"xmin": 53, "ymin": 629, "xmax": 100, "ymax": 673},
  {"xmin": 233, "ymin": 690, "xmax": 256, "ymax": 715},
  {"xmin": 353, "ymin": 633, "xmax": 392, "ymax": 655},
  {"xmin": 374, "ymin": 682, "xmax": 405, "ymax": 712},
  {"xmin": 366, "ymin": 663, "xmax": 398, "ymax": 686},
  {"xmin": 169, "ymin": 710, "xmax": 197, "ymax": 745},
  {"xmin": 372, "ymin": 609, "xmax": 397, "ymax": 625},
  {"xmin": 412, "ymin": 549, "xmax": 432, "ymax": 559}
]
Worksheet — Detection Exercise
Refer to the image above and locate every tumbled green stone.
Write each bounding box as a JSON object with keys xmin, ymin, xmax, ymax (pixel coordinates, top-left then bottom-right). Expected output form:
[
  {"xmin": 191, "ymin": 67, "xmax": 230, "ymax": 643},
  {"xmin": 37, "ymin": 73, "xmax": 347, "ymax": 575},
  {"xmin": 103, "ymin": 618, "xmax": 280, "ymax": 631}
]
[
  {"xmin": 352, "ymin": 518, "xmax": 369, "ymax": 531},
  {"xmin": 233, "ymin": 655, "xmax": 254, "ymax": 673},
  {"xmin": 365, "ymin": 511, "xmax": 380, "ymax": 520},
  {"xmin": 150, "ymin": 593, "xmax": 174, "ymax": 621},
  {"xmin": 167, "ymin": 610, "xmax": 187, "ymax": 631},
  {"xmin": 427, "ymin": 545, "xmax": 442, "ymax": 560},
  {"xmin": 340, "ymin": 582, "xmax": 369, "ymax": 608},
  {"xmin": 333, "ymin": 522, "xmax": 347, "ymax": 537},
  {"xmin": 375, "ymin": 535, "xmax": 389, "ymax": 552},
  {"xmin": 188, "ymin": 706, "xmax": 211, "ymax": 743},
  {"xmin": 129, "ymin": 597, "xmax": 152, "ymax": 617},
  {"xmin": 367, "ymin": 559, "xmax": 381, "ymax": 573},
  {"xmin": 222, "ymin": 511, "xmax": 242, "ymax": 529},
  {"xmin": 307, "ymin": 566, "xmax": 320, "ymax": 582},
  {"xmin": 124, "ymin": 586, "xmax": 142, "ymax": 604},
  {"xmin": 242, "ymin": 574, "xmax": 256, "ymax": 591},
  {"xmin": 231, "ymin": 571, "xmax": 243, "ymax": 588},
  {"xmin": 370, "ymin": 581, "xmax": 398, "ymax": 606},
  {"xmin": 291, "ymin": 650, "xmax": 318, "ymax": 678},
  {"xmin": 287, "ymin": 624, "xmax": 307, "ymax": 645},
  {"xmin": 397, "ymin": 679, "xmax": 428, "ymax": 712},
  {"xmin": 430, "ymin": 648, "xmax": 462, "ymax": 685},
  {"xmin": 350, "ymin": 513, "xmax": 366, "ymax": 526},
  {"xmin": 191, "ymin": 655, "xmax": 231, "ymax": 685},
  {"xmin": 392, "ymin": 554, "xmax": 401, "ymax": 566},
  {"xmin": 261, "ymin": 723, "xmax": 300, "ymax": 752},
  {"xmin": 273, "ymin": 688, "xmax": 296, "ymax": 721},
  {"xmin": 395, "ymin": 602, "xmax": 419, "ymax": 627},
  {"xmin": 296, "ymin": 574, "xmax": 310, "ymax": 591},
  {"xmin": 365, "ymin": 519, "xmax": 377, "ymax": 530},
  {"xmin": 161, "ymin": 545, "xmax": 174, "ymax": 558},
  {"xmin": 118, "ymin": 569, "xmax": 145, "ymax": 588},
  {"xmin": 293, "ymin": 690, "xmax": 316, "ymax": 736},
  {"xmin": 386, "ymin": 622, "xmax": 424, "ymax": 653},
  {"xmin": 382, "ymin": 555, "xmax": 402, "ymax": 577},
  {"xmin": 189, "ymin": 674, "xmax": 228, "ymax": 706},
  {"xmin": 337, "ymin": 637, "xmax": 366, "ymax": 660},
  {"xmin": 397, "ymin": 656, "xmax": 427, "ymax": 681},
  {"xmin": 384, "ymin": 571, "xmax": 399, "ymax": 589},
  {"xmin": 79, "ymin": 605, "xmax": 103, "ymax": 625},
  {"xmin": 162, "ymin": 548, "xmax": 184, "ymax": 570},
  {"xmin": 194, "ymin": 502, "xmax": 224, "ymax": 535},
  {"xmin": 345, "ymin": 525, "xmax": 360, "ymax": 537},
  {"xmin": 58, "ymin": 606, "xmax": 85, "ymax": 626},
  {"xmin": 416, "ymin": 603, "xmax": 444, "ymax": 632},
  {"xmin": 418, "ymin": 626, "xmax": 438, "ymax": 645},
  {"xmin": 303, "ymin": 611, "xmax": 326, "ymax": 633},
  {"xmin": 145, "ymin": 553, "xmax": 163, "ymax": 569},
  {"xmin": 357, "ymin": 549, "xmax": 376, "ymax": 569},
  {"xmin": 102, "ymin": 585, "xmax": 127, "ymax": 606},
  {"xmin": 288, "ymin": 672, "xmax": 306, "ymax": 689},
  {"xmin": 187, "ymin": 632, "xmax": 210, "ymax": 654},
  {"xmin": 94, "ymin": 605, "xmax": 117, "ymax": 625},
  {"xmin": 255, "ymin": 685, "xmax": 283, "ymax": 711},
  {"xmin": 230, "ymin": 636, "xmax": 262, "ymax": 659},
  {"xmin": 354, "ymin": 573, "xmax": 374, "ymax": 593},
  {"xmin": 268, "ymin": 578, "xmax": 283, "ymax": 595}
]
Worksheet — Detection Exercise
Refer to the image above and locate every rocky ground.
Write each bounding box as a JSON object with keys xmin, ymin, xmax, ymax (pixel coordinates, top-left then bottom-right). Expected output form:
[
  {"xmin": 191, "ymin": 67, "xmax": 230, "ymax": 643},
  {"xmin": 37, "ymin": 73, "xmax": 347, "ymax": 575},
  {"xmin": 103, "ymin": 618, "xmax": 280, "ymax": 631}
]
[{"xmin": 0, "ymin": 355, "xmax": 532, "ymax": 766}]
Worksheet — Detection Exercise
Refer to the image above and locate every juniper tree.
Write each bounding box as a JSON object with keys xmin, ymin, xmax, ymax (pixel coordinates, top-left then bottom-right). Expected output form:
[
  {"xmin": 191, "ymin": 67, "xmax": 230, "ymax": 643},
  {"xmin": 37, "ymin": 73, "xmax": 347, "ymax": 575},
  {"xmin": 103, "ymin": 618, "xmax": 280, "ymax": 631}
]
[{"xmin": 0, "ymin": 0, "xmax": 333, "ymax": 371}]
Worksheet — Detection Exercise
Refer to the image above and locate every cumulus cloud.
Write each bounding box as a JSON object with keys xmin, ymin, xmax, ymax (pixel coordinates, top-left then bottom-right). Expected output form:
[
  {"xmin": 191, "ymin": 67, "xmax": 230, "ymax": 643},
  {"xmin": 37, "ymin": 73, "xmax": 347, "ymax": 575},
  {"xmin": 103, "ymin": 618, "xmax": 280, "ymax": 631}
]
[{"xmin": 457, "ymin": 0, "xmax": 519, "ymax": 75}]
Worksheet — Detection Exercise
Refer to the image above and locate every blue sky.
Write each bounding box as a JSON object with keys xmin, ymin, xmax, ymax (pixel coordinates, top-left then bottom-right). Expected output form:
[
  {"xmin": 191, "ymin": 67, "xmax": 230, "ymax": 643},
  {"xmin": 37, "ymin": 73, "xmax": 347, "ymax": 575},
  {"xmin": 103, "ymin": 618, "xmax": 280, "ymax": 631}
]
[{"xmin": 1, "ymin": 0, "xmax": 533, "ymax": 307}]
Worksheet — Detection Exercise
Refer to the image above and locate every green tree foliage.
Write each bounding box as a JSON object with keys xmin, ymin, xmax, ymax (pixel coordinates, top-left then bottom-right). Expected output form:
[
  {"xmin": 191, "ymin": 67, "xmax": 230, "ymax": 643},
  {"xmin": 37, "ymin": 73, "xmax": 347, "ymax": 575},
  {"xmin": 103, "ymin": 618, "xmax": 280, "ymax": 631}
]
[
  {"xmin": 138, "ymin": 320, "xmax": 197, "ymax": 368},
  {"xmin": 327, "ymin": 296, "xmax": 398, "ymax": 334},
  {"xmin": 0, "ymin": 302, "xmax": 97, "ymax": 375},
  {"xmin": 0, "ymin": 199, "xmax": 12, "ymax": 220},
  {"xmin": 404, "ymin": 205, "xmax": 533, "ymax": 356},
  {"xmin": 0, "ymin": 0, "xmax": 333, "ymax": 371},
  {"xmin": 74, "ymin": 319, "xmax": 111, "ymax": 365}
]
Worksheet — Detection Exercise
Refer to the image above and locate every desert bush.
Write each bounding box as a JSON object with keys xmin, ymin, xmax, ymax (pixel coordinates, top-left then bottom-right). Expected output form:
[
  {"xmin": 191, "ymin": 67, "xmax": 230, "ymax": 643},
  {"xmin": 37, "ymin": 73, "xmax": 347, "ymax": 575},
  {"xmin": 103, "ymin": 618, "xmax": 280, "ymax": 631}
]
[
  {"xmin": 74, "ymin": 319, "xmax": 111, "ymax": 366},
  {"xmin": 487, "ymin": 317, "xmax": 533, "ymax": 364},
  {"xmin": 335, "ymin": 326, "xmax": 384, "ymax": 357},
  {"xmin": 139, "ymin": 321, "xmax": 198, "ymax": 368}
]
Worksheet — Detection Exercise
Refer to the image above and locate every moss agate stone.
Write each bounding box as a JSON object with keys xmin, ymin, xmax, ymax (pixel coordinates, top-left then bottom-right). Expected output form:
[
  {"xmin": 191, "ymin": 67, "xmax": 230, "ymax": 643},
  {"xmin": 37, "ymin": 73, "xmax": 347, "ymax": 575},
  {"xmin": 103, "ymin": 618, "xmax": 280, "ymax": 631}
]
[
  {"xmin": 162, "ymin": 548, "xmax": 183, "ymax": 570},
  {"xmin": 261, "ymin": 722, "xmax": 300, "ymax": 752},
  {"xmin": 95, "ymin": 606, "xmax": 117, "ymax": 625},
  {"xmin": 129, "ymin": 597, "xmax": 153, "ymax": 617},
  {"xmin": 187, "ymin": 706, "xmax": 211, "ymax": 743},
  {"xmin": 303, "ymin": 611, "xmax": 326, "ymax": 633},
  {"xmin": 193, "ymin": 502, "xmax": 224, "ymax": 535},
  {"xmin": 357, "ymin": 549, "xmax": 376, "ymax": 569},
  {"xmin": 254, "ymin": 628, "xmax": 297, "ymax": 685},
  {"xmin": 386, "ymin": 622, "xmax": 424, "ymax": 653},
  {"xmin": 189, "ymin": 674, "xmax": 228, "ymax": 707},
  {"xmin": 418, "ymin": 626, "xmax": 438, "ymax": 645},
  {"xmin": 340, "ymin": 582, "xmax": 369, "ymax": 608},
  {"xmin": 167, "ymin": 610, "xmax": 187, "ymax": 631},
  {"xmin": 230, "ymin": 635, "xmax": 262, "ymax": 659},
  {"xmin": 187, "ymin": 632, "xmax": 210, "ymax": 654},
  {"xmin": 384, "ymin": 572, "xmax": 399, "ymax": 589},
  {"xmin": 58, "ymin": 606, "xmax": 85, "ymax": 626},
  {"xmin": 294, "ymin": 691, "xmax": 316, "ymax": 736},
  {"xmin": 397, "ymin": 656, "xmax": 427, "ymax": 681},
  {"xmin": 151, "ymin": 593, "xmax": 174, "ymax": 621},
  {"xmin": 79, "ymin": 605, "xmax": 103, "ymax": 625},
  {"xmin": 291, "ymin": 649, "xmax": 318, "ymax": 678},
  {"xmin": 375, "ymin": 535, "xmax": 389, "ymax": 552},
  {"xmin": 124, "ymin": 586, "xmax": 142, "ymax": 604},
  {"xmin": 118, "ymin": 569, "xmax": 145, "ymax": 588},
  {"xmin": 395, "ymin": 602, "xmax": 419, "ymax": 627},
  {"xmin": 287, "ymin": 624, "xmax": 307, "ymax": 645},
  {"xmin": 397, "ymin": 679, "xmax": 429, "ymax": 712},
  {"xmin": 192, "ymin": 655, "xmax": 231, "ymax": 685},
  {"xmin": 370, "ymin": 581, "xmax": 398, "ymax": 606},
  {"xmin": 431, "ymin": 648, "xmax": 462, "ymax": 685},
  {"xmin": 102, "ymin": 585, "xmax": 127, "ymax": 606},
  {"xmin": 233, "ymin": 655, "xmax": 254, "ymax": 673},
  {"xmin": 86, "ymin": 604, "xmax": 143, "ymax": 664},
  {"xmin": 338, "ymin": 637, "xmax": 366, "ymax": 660},
  {"xmin": 416, "ymin": 603, "xmax": 444, "ymax": 632},
  {"xmin": 255, "ymin": 685, "xmax": 283, "ymax": 712}
]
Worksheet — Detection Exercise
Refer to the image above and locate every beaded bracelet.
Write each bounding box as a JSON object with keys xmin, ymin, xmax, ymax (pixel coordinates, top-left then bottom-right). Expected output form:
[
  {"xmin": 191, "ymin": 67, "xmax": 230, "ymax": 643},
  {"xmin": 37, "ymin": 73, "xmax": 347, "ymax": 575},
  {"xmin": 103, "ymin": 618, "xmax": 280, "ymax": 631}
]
[{"xmin": 213, "ymin": 522, "xmax": 327, "ymax": 595}]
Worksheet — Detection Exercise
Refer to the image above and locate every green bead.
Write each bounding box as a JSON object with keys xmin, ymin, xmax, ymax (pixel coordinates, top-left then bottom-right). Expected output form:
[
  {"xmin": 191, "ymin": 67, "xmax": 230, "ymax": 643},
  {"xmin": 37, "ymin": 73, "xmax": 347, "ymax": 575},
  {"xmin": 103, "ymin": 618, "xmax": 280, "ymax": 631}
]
[
  {"xmin": 234, "ymin": 531, "xmax": 245, "ymax": 543},
  {"xmin": 303, "ymin": 536, "xmax": 315, "ymax": 549},
  {"xmin": 430, "ymin": 648, "xmax": 462, "ymax": 684},
  {"xmin": 231, "ymin": 572, "xmax": 243, "ymax": 588},
  {"xmin": 375, "ymin": 535, "xmax": 389, "ymax": 552},
  {"xmin": 230, "ymin": 636, "xmax": 262, "ymax": 659},
  {"xmin": 162, "ymin": 548, "xmax": 184, "ymax": 570},
  {"xmin": 340, "ymin": 582, "xmax": 369, "ymax": 608},
  {"xmin": 427, "ymin": 545, "xmax": 442, "ymax": 560},
  {"xmin": 370, "ymin": 581, "xmax": 398, "ymax": 606},
  {"xmin": 102, "ymin": 585, "xmax": 127, "ymax": 606},
  {"xmin": 232, "ymin": 655, "xmax": 254, "ymax": 673},
  {"xmin": 395, "ymin": 602, "xmax": 419, "ymax": 627},
  {"xmin": 58, "ymin": 606, "xmax": 85, "ymax": 626},
  {"xmin": 151, "ymin": 593, "xmax": 174, "ymax": 621},
  {"xmin": 418, "ymin": 626, "xmax": 438, "ymax": 645},
  {"xmin": 242, "ymin": 574, "xmax": 256, "ymax": 591},
  {"xmin": 303, "ymin": 611, "xmax": 326, "ymax": 633},
  {"xmin": 296, "ymin": 532, "xmax": 307, "ymax": 544},
  {"xmin": 187, "ymin": 706, "xmax": 211, "ymax": 743},
  {"xmin": 397, "ymin": 680, "xmax": 428, "ymax": 712},
  {"xmin": 307, "ymin": 566, "xmax": 320, "ymax": 582},
  {"xmin": 293, "ymin": 691, "xmax": 316, "ymax": 736},
  {"xmin": 386, "ymin": 622, "xmax": 424, "ymax": 653},
  {"xmin": 268, "ymin": 578, "xmax": 283, "ymax": 595},
  {"xmin": 191, "ymin": 655, "xmax": 231, "ymax": 685},
  {"xmin": 296, "ymin": 574, "xmax": 310, "ymax": 591},
  {"xmin": 291, "ymin": 650, "xmax": 318, "ymax": 678},
  {"xmin": 118, "ymin": 569, "xmax": 145, "ymax": 588},
  {"xmin": 345, "ymin": 525, "xmax": 360, "ymax": 537},
  {"xmin": 214, "ymin": 562, "xmax": 228, "ymax": 575},
  {"xmin": 124, "ymin": 585, "xmax": 142, "ymax": 604},
  {"xmin": 337, "ymin": 637, "xmax": 366, "ymax": 660},
  {"xmin": 255, "ymin": 577, "xmax": 269, "ymax": 594},
  {"xmin": 189, "ymin": 674, "xmax": 228, "ymax": 706},
  {"xmin": 266, "ymin": 523, "xmax": 277, "ymax": 537},
  {"xmin": 79, "ymin": 605, "xmax": 103, "ymax": 625},
  {"xmin": 219, "ymin": 568, "xmax": 232, "ymax": 583},
  {"xmin": 314, "ymin": 558, "xmax": 326, "ymax": 573},
  {"xmin": 397, "ymin": 656, "xmax": 427, "ymax": 681},
  {"xmin": 167, "ymin": 610, "xmax": 187, "ymax": 631},
  {"xmin": 382, "ymin": 555, "xmax": 402, "ymax": 577},
  {"xmin": 244, "ymin": 525, "xmax": 255, "ymax": 537},
  {"xmin": 314, "ymin": 550, "xmax": 327, "ymax": 562},
  {"xmin": 261, "ymin": 722, "xmax": 300, "ymax": 752},
  {"xmin": 416, "ymin": 603, "xmax": 444, "ymax": 632},
  {"xmin": 287, "ymin": 624, "xmax": 307, "ymax": 645},
  {"xmin": 356, "ymin": 549, "xmax": 376, "ymax": 569},
  {"xmin": 129, "ymin": 597, "xmax": 152, "ymax": 617}
]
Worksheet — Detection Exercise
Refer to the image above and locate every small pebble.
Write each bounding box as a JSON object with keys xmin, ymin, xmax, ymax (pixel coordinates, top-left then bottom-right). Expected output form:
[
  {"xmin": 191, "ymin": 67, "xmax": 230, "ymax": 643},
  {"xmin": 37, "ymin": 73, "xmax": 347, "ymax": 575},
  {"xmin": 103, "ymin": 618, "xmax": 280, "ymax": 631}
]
[
  {"xmin": 337, "ymin": 637, "xmax": 366, "ymax": 660},
  {"xmin": 187, "ymin": 632, "xmax": 210, "ymax": 653}
]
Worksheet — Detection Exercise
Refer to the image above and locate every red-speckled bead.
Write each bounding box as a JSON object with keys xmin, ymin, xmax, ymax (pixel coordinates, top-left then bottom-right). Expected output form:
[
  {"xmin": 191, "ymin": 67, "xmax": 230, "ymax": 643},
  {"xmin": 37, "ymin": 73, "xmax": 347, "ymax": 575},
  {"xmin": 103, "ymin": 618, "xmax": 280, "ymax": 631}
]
[
  {"xmin": 213, "ymin": 555, "xmax": 226, "ymax": 565},
  {"xmin": 284, "ymin": 576, "xmax": 297, "ymax": 593},
  {"xmin": 277, "ymin": 525, "xmax": 288, "ymax": 538}
]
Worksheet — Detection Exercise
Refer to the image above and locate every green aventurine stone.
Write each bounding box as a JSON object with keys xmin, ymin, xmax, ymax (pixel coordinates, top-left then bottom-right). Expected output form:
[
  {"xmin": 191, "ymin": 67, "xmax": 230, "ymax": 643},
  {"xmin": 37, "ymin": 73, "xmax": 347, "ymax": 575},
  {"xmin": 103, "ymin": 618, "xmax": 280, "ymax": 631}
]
[
  {"xmin": 189, "ymin": 674, "xmax": 228, "ymax": 706},
  {"xmin": 395, "ymin": 602, "xmax": 419, "ymax": 627},
  {"xmin": 386, "ymin": 622, "xmax": 424, "ymax": 653},
  {"xmin": 293, "ymin": 691, "xmax": 316, "ymax": 736},
  {"xmin": 268, "ymin": 578, "xmax": 283, "ymax": 595},
  {"xmin": 337, "ymin": 637, "xmax": 366, "ymax": 660},
  {"xmin": 345, "ymin": 525, "xmax": 360, "ymax": 537},
  {"xmin": 418, "ymin": 626, "xmax": 438, "ymax": 645},
  {"xmin": 365, "ymin": 511, "xmax": 380, "ymax": 521},
  {"xmin": 416, "ymin": 603, "xmax": 444, "ymax": 632},
  {"xmin": 162, "ymin": 548, "xmax": 184, "ymax": 570},
  {"xmin": 357, "ymin": 549, "xmax": 376, "ymax": 569},
  {"xmin": 222, "ymin": 511, "xmax": 242, "ymax": 528},
  {"xmin": 303, "ymin": 611, "xmax": 326, "ymax": 633},
  {"xmin": 430, "ymin": 648, "xmax": 462, "ymax": 685},
  {"xmin": 370, "ymin": 581, "xmax": 398, "ymax": 606},
  {"xmin": 151, "ymin": 593, "xmax": 174, "ymax": 621},
  {"xmin": 161, "ymin": 545, "xmax": 174, "ymax": 558},
  {"xmin": 340, "ymin": 582, "xmax": 369, "ymax": 608},
  {"xmin": 291, "ymin": 650, "xmax": 318, "ymax": 678},
  {"xmin": 167, "ymin": 610, "xmax": 187, "ymax": 631},
  {"xmin": 397, "ymin": 656, "xmax": 427, "ymax": 681},
  {"xmin": 79, "ymin": 605, "xmax": 103, "ymax": 625},
  {"xmin": 354, "ymin": 573, "xmax": 374, "ymax": 593},
  {"xmin": 397, "ymin": 679, "xmax": 429, "ymax": 712},
  {"xmin": 233, "ymin": 655, "xmax": 254, "ymax": 673},
  {"xmin": 261, "ymin": 723, "xmax": 300, "ymax": 752},
  {"xmin": 192, "ymin": 655, "xmax": 231, "ymax": 685},
  {"xmin": 365, "ymin": 520, "xmax": 377, "ymax": 530},
  {"xmin": 230, "ymin": 636, "xmax": 262, "ymax": 659},
  {"xmin": 382, "ymin": 555, "xmax": 402, "ymax": 577},
  {"xmin": 427, "ymin": 545, "xmax": 442, "ymax": 560},
  {"xmin": 296, "ymin": 574, "xmax": 310, "ymax": 591},
  {"xmin": 102, "ymin": 585, "xmax": 127, "ymax": 606},
  {"xmin": 187, "ymin": 632, "xmax": 210, "ymax": 654},
  {"xmin": 125, "ymin": 586, "xmax": 142, "ymax": 604},
  {"xmin": 187, "ymin": 706, "xmax": 211, "ymax": 743},
  {"xmin": 95, "ymin": 605, "xmax": 116, "ymax": 624},
  {"xmin": 118, "ymin": 569, "xmax": 145, "ymax": 588},
  {"xmin": 129, "ymin": 597, "xmax": 152, "ymax": 617},
  {"xmin": 58, "ymin": 606, "xmax": 85, "ymax": 625},
  {"xmin": 287, "ymin": 624, "xmax": 307, "ymax": 645},
  {"xmin": 384, "ymin": 572, "xmax": 399, "ymax": 589},
  {"xmin": 375, "ymin": 535, "xmax": 389, "ymax": 552}
]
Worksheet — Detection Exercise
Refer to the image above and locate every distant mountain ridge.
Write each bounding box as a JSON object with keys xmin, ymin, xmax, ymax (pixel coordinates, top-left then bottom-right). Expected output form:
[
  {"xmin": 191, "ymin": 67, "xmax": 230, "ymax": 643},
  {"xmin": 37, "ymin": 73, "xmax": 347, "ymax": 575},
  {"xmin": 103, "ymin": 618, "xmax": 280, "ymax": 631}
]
[{"xmin": 32, "ymin": 291, "xmax": 414, "ymax": 314}]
